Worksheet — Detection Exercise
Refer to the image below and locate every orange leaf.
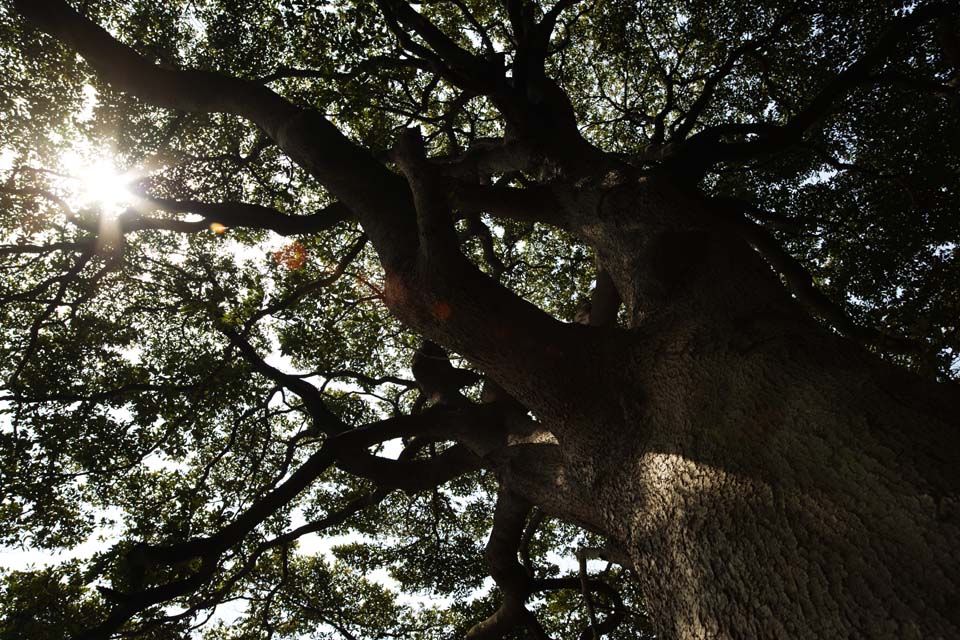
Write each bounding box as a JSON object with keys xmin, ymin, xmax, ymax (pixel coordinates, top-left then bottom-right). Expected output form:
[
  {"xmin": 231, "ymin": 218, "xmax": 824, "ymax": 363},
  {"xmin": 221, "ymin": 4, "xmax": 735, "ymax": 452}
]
[{"xmin": 273, "ymin": 241, "xmax": 308, "ymax": 270}]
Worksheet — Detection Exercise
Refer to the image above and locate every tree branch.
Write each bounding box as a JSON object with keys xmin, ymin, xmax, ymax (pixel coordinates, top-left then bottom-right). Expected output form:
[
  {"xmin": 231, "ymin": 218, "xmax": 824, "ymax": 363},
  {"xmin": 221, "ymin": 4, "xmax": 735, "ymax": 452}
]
[
  {"xmin": 670, "ymin": 11, "xmax": 795, "ymax": 143},
  {"xmin": 466, "ymin": 491, "xmax": 551, "ymax": 640},
  {"xmin": 336, "ymin": 443, "xmax": 483, "ymax": 492},
  {"xmin": 137, "ymin": 195, "xmax": 353, "ymax": 236},
  {"xmin": 451, "ymin": 181, "xmax": 565, "ymax": 226},
  {"xmin": 675, "ymin": 4, "xmax": 951, "ymax": 173},
  {"xmin": 533, "ymin": 575, "xmax": 628, "ymax": 640},
  {"xmin": 710, "ymin": 198, "xmax": 921, "ymax": 354},
  {"xmin": 375, "ymin": 0, "xmax": 496, "ymax": 92},
  {"xmin": 221, "ymin": 329, "xmax": 347, "ymax": 434},
  {"xmin": 13, "ymin": 0, "xmax": 598, "ymax": 464},
  {"xmin": 248, "ymin": 234, "xmax": 369, "ymax": 324},
  {"xmin": 391, "ymin": 127, "xmax": 461, "ymax": 261},
  {"xmin": 587, "ymin": 263, "xmax": 621, "ymax": 327}
]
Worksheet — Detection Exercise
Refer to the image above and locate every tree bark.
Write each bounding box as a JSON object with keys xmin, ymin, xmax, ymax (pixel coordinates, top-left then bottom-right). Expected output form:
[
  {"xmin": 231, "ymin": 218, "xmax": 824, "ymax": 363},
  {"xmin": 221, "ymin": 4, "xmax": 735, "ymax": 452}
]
[
  {"xmin": 496, "ymin": 182, "xmax": 960, "ymax": 639},
  {"xmin": 602, "ymin": 338, "xmax": 959, "ymax": 639}
]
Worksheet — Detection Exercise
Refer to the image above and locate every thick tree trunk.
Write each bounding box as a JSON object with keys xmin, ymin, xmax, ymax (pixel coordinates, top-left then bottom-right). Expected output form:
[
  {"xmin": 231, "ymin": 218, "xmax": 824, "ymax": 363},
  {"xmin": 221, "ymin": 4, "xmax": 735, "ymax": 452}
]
[
  {"xmin": 508, "ymin": 182, "xmax": 960, "ymax": 639},
  {"xmin": 378, "ymin": 167, "xmax": 960, "ymax": 637},
  {"xmin": 591, "ymin": 327, "xmax": 960, "ymax": 639}
]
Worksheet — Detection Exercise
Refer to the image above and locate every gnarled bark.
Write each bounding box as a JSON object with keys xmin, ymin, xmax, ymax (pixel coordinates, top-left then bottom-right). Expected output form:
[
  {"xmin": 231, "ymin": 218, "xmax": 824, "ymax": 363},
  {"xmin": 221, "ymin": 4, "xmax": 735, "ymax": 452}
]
[{"xmin": 491, "ymin": 187, "xmax": 960, "ymax": 639}]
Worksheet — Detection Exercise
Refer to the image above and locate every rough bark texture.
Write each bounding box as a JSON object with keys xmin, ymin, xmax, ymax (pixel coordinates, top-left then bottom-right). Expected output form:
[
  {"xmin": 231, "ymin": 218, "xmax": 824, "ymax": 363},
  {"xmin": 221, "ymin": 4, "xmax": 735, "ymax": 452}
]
[
  {"xmin": 491, "ymin": 184, "xmax": 960, "ymax": 639},
  {"xmin": 362, "ymin": 174, "xmax": 960, "ymax": 639}
]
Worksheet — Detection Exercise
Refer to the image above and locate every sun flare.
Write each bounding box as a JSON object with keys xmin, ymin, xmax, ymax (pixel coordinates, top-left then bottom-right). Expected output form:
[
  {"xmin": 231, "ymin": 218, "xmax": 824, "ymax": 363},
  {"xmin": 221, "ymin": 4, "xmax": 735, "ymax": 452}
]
[
  {"xmin": 78, "ymin": 160, "xmax": 133, "ymax": 210},
  {"xmin": 59, "ymin": 149, "xmax": 137, "ymax": 216}
]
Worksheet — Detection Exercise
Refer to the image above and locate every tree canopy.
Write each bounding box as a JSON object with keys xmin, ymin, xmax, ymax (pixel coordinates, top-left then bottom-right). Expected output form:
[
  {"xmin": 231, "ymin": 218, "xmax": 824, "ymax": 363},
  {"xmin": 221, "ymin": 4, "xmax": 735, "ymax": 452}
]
[{"xmin": 0, "ymin": 0, "xmax": 958, "ymax": 639}]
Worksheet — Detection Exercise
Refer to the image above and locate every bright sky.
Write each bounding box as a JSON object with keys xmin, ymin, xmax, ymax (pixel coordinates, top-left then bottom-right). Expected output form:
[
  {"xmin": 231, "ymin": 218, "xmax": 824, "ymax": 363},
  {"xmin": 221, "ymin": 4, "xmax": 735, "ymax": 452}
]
[
  {"xmin": 61, "ymin": 151, "xmax": 138, "ymax": 214},
  {"xmin": 49, "ymin": 84, "xmax": 140, "ymax": 216},
  {"xmin": 0, "ymin": 98, "xmax": 428, "ymax": 632}
]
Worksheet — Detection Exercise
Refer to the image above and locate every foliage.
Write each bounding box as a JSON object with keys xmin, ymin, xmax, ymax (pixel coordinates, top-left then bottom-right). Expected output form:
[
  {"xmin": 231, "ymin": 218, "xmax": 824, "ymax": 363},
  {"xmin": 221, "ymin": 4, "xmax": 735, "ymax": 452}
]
[{"xmin": 0, "ymin": 0, "xmax": 957, "ymax": 638}]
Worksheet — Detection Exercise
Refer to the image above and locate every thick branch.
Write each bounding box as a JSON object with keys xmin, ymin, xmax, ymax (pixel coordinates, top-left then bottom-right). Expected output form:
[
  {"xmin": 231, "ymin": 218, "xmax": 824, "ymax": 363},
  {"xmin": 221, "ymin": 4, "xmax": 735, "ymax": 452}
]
[
  {"xmin": 711, "ymin": 199, "xmax": 920, "ymax": 354},
  {"xmin": 134, "ymin": 447, "xmax": 337, "ymax": 567},
  {"xmin": 392, "ymin": 128, "xmax": 460, "ymax": 260},
  {"xmin": 375, "ymin": 0, "xmax": 495, "ymax": 91},
  {"xmin": 451, "ymin": 182, "xmax": 564, "ymax": 225},
  {"xmin": 432, "ymin": 138, "xmax": 538, "ymax": 180},
  {"xmin": 14, "ymin": 0, "xmax": 601, "ymax": 461},
  {"xmin": 81, "ymin": 482, "xmax": 390, "ymax": 640},
  {"xmin": 337, "ymin": 444, "xmax": 482, "ymax": 492},
  {"xmin": 588, "ymin": 264, "xmax": 622, "ymax": 327},
  {"xmin": 139, "ymin": 196, "xmax": 353, "ymax": 236},
  {"xmin": 466, "ymin": 491, "xmax": 549, "ymax": 640}
]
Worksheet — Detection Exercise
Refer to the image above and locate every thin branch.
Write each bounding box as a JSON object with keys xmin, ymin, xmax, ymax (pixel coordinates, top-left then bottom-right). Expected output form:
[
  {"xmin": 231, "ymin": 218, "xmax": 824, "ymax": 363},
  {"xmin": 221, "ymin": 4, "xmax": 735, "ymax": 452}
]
[
  {"xmin": 577, "ymin": 549, "xmax": 601, "ymax": 640},
  {"xmin": 532, "ymin": 575, "xmax": 628, "ymax": 640},
  {"xmin": 248, "ymin": 234, "xmax": 368, "ymax": 324},
  {"xmin": 256, "ymin": 56, "xmax": 428, "ymax": 84},
  {"xmin": 671, "ymin": 11, "xmax": 795, "ymax": 142},
  {"xmin": 675, "ymin": 4, "xmax": 952, "ymax": 172},
  {"xmin": 13, "ymin": 0, "xmax": 417, "ymax": 268},
  {"xmin": 222, "ymin": 329, "xmax": 347, "ymax": 434}
]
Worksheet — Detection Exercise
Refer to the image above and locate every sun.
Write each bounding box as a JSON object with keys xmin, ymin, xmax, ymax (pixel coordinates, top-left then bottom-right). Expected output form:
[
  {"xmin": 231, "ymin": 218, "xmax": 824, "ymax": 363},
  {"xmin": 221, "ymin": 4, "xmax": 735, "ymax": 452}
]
[
  {"xmin": 59, "ymin": 149, "xmax": 137, "ymax": 216},
  {"xmin": 78, "ymin": 159, "xmax": 134, "ymax": 211}
]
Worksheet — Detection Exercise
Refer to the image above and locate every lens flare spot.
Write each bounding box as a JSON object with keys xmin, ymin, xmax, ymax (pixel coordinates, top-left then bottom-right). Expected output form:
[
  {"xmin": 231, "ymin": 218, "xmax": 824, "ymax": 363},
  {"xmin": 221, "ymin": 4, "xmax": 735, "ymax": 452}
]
[
  {"xmin": 432, "ymin": 301, "xmax": 452, "ymax": 321},
  {"xmin": 57, "ymin": 147, "xmax": 141, "ymax": 220}
]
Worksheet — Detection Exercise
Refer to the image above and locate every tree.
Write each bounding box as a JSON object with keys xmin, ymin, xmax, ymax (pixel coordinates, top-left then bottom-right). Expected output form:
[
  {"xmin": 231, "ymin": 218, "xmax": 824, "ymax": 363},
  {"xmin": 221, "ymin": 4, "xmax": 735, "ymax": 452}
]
[{"xmin": 1, "ymin": 0, "xmax": 958, "ymax": 637}]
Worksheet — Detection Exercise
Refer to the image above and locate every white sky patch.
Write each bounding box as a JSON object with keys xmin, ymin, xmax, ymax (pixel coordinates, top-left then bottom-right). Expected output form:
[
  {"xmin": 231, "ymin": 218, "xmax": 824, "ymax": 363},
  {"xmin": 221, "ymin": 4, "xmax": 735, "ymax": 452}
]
[
  {"xmin": 932, "ymin": 242, "xmax": 956, "ymax": 258},
  {"xmin": 38, "ymin": 85, "xmax": 144, "ymax": 218},
  {"xmin": 223, "ymin": 234, "xmax": 288, "ymax": 267},
  {"xmin": 547, "ymin": 550, "xmax": 606, "ymax": 575},
  {"xmin": 0, "ymin": 507, "xmax": 125, "ymax": 573},
  {"xmin": 800, "ymin": 167, "xmax": 838, "ymax": 186},
  {"xmin": 0, "ymin": 147, "xmax": 16, "ymax": 175},
  {"xmin": 77, "ymin": 84, "xmax": 98, "ymax": 122},
  {"xmin": 1, "ymin": 73, "xmax": 451, "ymax": 634},
  {"xmin": 142, "ymin": 450, "xmax": 193, "ymax": 473},
  {"xmin": 377, "ymin": 437, "xmax": 405, "ymax": 460},
  {"xmin": 122, "ymin": 345, "xmax": 143, "ymax": 365},
  {"xmin": 291, "ymin": 529, "xmax": 457, "ymax": 609},
  {"xmin": 295, "ymin": 530, "xmax": 369, "ymax": 561}
]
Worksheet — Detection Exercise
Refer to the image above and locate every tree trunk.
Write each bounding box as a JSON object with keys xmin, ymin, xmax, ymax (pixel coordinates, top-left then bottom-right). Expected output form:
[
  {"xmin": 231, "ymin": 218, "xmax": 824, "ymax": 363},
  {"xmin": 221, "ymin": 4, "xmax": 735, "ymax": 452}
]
[
  {"xmin": 506, "ymin": 182, "xmax": 960, "ymax": 639},
  {"xmin": 594, "ymin": 327, "xmax": 960, "ymax": 639}
]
